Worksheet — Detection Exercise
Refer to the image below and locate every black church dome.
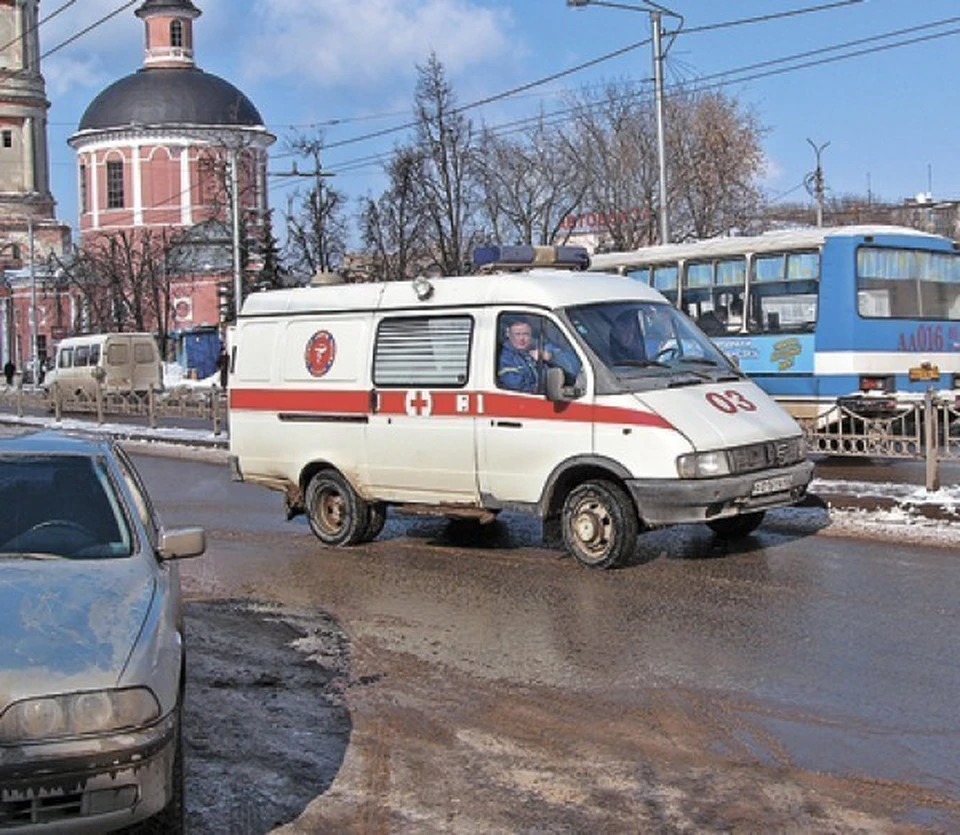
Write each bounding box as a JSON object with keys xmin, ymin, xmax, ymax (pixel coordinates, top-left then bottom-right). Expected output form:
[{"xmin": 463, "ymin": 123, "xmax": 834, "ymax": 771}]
[{"xmin": 77, "ymin": 67, "xmax": 264, "ymax": 132}]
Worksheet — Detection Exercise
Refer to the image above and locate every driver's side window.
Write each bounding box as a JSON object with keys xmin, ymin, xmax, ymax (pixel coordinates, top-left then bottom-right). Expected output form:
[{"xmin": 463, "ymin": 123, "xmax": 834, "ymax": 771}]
[{"xmin": 496, "ymin": 312, "xmax": 581, "ymax": 394}]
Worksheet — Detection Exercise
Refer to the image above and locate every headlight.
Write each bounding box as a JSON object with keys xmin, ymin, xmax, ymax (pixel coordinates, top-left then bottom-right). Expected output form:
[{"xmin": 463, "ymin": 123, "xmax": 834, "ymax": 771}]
[
  {"xmin": 677, "ymin": 450, "xmax": 731, "ymax": 479},
  {"xmin": 0, "ymin": 688, "xmax": 160, "ymax": 742}
]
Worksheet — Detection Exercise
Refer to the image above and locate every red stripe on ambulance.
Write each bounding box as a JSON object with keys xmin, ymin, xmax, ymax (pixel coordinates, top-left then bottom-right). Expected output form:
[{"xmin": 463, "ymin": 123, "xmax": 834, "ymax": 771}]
[{"xmin": 230, "ymin": 387, "xmax": 673, "ymax": 430}]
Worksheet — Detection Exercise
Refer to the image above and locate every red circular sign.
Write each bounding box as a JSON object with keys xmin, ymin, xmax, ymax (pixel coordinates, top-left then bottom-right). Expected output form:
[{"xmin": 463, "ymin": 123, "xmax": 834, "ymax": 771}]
[{"xmin": 305, "ymin": 330, "xmax": 336, "ymax": 377}]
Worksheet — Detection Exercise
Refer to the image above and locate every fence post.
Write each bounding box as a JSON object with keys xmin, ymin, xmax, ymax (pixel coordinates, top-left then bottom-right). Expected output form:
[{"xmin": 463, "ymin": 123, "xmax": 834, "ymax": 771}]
[
  {"xmin": 924, "ymin": 387, "xmax": 940, "ymax": 492},
  {"xmin": 149, "ymin": 385, "xmax": 157, "ymax": 429},
  {"xmin": 212, "ymin": 385, "xmax": 222, "ymax": 436},
  {"xmin": 95, "ymin": 378, "xmax": 104, "ymax": 425}
]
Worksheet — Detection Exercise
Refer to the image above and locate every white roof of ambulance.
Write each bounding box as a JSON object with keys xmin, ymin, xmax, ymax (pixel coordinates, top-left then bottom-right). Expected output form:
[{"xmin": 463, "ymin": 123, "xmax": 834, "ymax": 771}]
[{"xmin": 239, "ymin": 268, "xmax": 666, "ymax": 318}]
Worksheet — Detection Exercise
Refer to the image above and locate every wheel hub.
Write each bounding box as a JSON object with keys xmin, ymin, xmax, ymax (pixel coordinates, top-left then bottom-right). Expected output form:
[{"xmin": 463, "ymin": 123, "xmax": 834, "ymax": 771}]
[{"xmin": 573, "ymin": 505, "xmax": 604, "ymax": 546}]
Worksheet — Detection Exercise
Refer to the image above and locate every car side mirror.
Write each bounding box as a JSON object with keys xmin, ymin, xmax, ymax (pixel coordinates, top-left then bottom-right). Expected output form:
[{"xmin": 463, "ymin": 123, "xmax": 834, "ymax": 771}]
[
  {"xmin": 544, "ymin": 366, "xmax": 567, "ymax": 402},
  {"xmin": 158, "ymin": 526, "xmax": 206, "ymax": 560}
]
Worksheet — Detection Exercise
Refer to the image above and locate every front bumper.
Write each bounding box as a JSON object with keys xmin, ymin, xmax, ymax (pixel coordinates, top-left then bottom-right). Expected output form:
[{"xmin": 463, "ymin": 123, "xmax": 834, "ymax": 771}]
[
  {"xmin": 0, "ymin": 712, "xmax": 177, "ymax": 834},
  {"xmin": 626, "ymin": 460, "xmax": 815, "ymax": 526}
]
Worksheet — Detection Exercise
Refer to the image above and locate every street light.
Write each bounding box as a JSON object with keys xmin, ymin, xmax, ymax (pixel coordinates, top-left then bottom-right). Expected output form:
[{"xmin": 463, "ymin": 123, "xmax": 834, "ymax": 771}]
[{"xmin": 566, "ymin": 0, "xmax": 681, "ymax": 244}]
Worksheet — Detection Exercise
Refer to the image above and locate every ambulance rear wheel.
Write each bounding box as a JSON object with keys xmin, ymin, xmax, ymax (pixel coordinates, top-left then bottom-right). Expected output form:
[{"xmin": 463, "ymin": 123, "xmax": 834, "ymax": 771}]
[
  {"xmin": 561, "ymin": 480, "xmax": 638, "ymax": 569},
  {"xmin": 306, "ymin": 470, "xmax": 370, "ymax": 546},
  {"xmin": 707, "ymin": 511, "xmax": 765, "ymax": 540}
]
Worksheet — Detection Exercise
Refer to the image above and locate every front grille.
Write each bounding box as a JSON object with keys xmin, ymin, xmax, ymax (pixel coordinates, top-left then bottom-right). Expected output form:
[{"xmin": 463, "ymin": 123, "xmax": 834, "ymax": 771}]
[
  {"xmin": 1, "ymin": 792, "xmax": 84, "ymax": 828},
  {"xmin": 0, "ymin": 784, "xmax": 138, "ymax": 828},
  {"xmin": 728, "ymin": 437, "xmax": 804, "ymax": 475}
]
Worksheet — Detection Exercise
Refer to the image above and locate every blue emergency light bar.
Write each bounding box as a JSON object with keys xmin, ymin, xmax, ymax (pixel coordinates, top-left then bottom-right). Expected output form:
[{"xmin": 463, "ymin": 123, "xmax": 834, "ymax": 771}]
[{"xmin": 472, "ymin": 244, "xmax": 590, "ymax": 271}]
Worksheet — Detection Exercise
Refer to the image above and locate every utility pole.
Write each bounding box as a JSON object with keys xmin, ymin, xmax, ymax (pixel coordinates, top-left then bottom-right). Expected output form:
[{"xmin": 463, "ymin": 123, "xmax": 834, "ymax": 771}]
[
  {"xmin": 651, "ymin": 10, "xmax": 669, "ymax": 244},
  {"xmin": 229, "ymin": 147, "xmax": 242, "ymax": 317},
  {"xmin": 806, "ymin": 138, "xmax": 830, "ymax": 228},
  {"xmin": 28, "ymin": 216, "xmax": 37, "ymax": 385},
  {"xmin": 270, "ymin": 160, "xmax": 337, "ymax": 274}
]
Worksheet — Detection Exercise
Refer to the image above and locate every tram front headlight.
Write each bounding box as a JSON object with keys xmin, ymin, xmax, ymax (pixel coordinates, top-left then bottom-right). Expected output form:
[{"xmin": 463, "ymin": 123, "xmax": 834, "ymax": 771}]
[{"xmin": 676, "ymin": 450, "xmax": 731, "ymax": 479}]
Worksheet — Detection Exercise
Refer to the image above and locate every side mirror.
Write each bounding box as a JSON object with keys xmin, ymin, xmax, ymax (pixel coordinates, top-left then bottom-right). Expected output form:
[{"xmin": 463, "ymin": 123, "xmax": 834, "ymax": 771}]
[
  {"xmin": 92, "ymin": 366, "xmax": 106, "ymax": 382},
  {"xmin": 158, "ymin": 526, "xmax": 206, "ymax": 560},
  {"xmin": 544, "ymin": 366, "xmax": 567, "ymax": 402}
]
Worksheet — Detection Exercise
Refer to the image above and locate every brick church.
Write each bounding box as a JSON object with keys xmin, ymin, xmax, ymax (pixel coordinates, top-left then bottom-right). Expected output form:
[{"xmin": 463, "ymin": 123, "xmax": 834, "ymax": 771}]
[{"xmin": 1, "ymin": 0, "xmax": 274, "ymax": 381}]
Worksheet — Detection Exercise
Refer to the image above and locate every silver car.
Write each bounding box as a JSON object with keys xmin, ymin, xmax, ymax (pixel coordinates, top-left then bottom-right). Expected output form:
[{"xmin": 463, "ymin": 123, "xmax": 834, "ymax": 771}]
[{"xmin": 0, "ymin": 431, "xmax": 204, "ymax": 833}]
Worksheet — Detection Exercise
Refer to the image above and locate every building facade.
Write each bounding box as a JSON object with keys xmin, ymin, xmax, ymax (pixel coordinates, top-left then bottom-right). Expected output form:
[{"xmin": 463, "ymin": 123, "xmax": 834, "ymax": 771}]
[{"xmin": 0, "ymin": 0, "xmax": 73, "ymax": 380}]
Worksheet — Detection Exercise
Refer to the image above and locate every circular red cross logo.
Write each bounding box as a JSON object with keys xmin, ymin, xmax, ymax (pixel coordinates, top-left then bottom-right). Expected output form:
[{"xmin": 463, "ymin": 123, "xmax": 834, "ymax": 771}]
[{"xmin": 304, "ymin": 330, "xmax": 336, "ymax": 377}]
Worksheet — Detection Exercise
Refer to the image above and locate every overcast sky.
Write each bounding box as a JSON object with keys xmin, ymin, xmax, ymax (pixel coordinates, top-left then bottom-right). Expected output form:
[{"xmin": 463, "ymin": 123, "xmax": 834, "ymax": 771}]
[{"xmin": 40, "ymin": 0, "xmax": 960, "ymax": 235}]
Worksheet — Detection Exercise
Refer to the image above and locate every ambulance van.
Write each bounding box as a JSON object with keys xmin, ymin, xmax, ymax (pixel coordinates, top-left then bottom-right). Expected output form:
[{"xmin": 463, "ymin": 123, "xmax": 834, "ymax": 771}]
[{"xmin": 228, "ymin": 246, "xmax": 814, "ymax": 569}]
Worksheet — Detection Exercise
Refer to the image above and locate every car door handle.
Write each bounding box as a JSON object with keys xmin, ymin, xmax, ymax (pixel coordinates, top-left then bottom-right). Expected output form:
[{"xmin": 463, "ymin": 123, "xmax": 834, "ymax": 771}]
[{"xmin": 492, "ymin": 420, "xmax": 523, "ymax": 428}]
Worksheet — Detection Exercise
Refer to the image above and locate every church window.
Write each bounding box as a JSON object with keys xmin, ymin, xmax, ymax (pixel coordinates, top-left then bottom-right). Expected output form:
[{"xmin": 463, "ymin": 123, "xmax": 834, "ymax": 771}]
[
  {"xmin": 80, "ymin": 164, "xmax": 88, "ymax": 214},
  {"xmin": 171, "ymin": 20, "xmax": 184, "ymax": 48},
  {"xmin": 107, "ymin": 159, "xmax": 124, "ymax": 209}
]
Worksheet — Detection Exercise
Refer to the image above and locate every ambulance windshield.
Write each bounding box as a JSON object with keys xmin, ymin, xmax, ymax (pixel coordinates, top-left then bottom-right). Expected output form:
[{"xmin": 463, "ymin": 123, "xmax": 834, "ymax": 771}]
[{"xmin": 566, "ymin": 301, "xmax": 738, "ymax": 379}]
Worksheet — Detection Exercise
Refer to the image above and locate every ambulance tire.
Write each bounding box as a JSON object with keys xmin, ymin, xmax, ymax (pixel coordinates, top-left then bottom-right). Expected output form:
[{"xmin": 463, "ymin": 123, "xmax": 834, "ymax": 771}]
[
  {"xmin": 362, "ymin": 502, "xmax": 388, "ymax": 542},
  {"xmin": 707, "ymin": 511, "xmax": 765, "ymax": 539},
  {"xmin": 305, "ymin": 470, "xmax": 370, "ymax": 547},
  {"xmin": 561, "ymin": 480, "xmax": 638, "ymax": 570}
]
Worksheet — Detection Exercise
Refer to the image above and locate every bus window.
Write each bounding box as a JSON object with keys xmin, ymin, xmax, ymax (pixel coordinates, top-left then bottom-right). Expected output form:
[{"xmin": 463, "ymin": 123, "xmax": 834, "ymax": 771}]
[
  {"xmin": 626, "ymin": 266, "xmax": 651, "ymax": 284},
  {"xmin": 857, "ymin": 247, "xmax": 960, "ymax": 319},
  {"xmin": 682, "ymin": 262, "xmax": 712, "ymax": 323},
  {"xmin": 652, "ymin": 264, "xmax": 678, "ymax": 304},
  {"xmin": 749, "ymin": 251, "xmax": 819, "ymax": 334}
]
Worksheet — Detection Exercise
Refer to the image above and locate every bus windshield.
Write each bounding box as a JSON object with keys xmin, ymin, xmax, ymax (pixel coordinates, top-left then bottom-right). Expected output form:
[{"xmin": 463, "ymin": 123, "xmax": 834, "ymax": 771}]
[{"xmin": 566, "ymin": 301, "xmax": 736, "ymax": 377}]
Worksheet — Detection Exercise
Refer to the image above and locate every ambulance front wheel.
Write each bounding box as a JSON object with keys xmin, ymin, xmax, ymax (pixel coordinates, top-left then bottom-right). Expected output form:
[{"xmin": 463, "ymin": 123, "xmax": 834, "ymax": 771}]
[
  {"xmin": 305, "ymin": 470, "xmax": 370, "ymax": 547},
  {"xmin": 561, "ymin": 480, "xmax": 638, "ymax": 570}
]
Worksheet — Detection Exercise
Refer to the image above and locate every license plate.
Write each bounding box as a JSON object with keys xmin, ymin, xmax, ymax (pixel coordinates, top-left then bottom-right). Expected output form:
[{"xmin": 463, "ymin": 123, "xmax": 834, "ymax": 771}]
[{"xmin": 751, "ymin": 474, "xmax": 793, "ymax": 496}]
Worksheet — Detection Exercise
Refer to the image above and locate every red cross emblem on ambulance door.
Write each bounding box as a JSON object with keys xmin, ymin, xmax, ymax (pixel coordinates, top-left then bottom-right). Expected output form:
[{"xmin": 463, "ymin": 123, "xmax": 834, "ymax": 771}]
[
  {"xmin": 304, "ymin": 330, "xmax": 336, "ymax": 377},
  {"xmin": 405, "ymin": 389, "xmax": 433, "ymax": 416}
]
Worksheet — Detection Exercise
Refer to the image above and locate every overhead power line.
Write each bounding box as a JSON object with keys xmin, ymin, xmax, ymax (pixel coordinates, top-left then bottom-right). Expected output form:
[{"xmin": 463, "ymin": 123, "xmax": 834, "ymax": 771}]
[{"xmin": 322, "ymin": 14, "xmax": 960, "ymax": 180}]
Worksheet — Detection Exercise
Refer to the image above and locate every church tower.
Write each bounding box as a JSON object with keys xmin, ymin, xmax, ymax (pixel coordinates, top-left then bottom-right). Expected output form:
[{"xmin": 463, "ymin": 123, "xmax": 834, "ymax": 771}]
[
  {"xmin": 0, "ymin": 0, "xmax": 55, "ymax": 220},
  {"xmin": 0, "ymin": 0, "xmax": 71, "ymax": 378}
]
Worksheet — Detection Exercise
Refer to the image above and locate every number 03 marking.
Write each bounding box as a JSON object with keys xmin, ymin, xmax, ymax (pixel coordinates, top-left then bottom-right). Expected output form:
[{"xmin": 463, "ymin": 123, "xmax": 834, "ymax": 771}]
[{"xmin": 706, "ymin": 390, "xmax": 758, "ymax": 414}]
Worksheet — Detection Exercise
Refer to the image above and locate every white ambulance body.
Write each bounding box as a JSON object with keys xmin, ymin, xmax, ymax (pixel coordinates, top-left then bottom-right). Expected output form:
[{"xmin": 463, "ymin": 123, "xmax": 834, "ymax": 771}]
[{"xmin": 228, "ymin": 247, "xmax": 814, "ymax": 569}]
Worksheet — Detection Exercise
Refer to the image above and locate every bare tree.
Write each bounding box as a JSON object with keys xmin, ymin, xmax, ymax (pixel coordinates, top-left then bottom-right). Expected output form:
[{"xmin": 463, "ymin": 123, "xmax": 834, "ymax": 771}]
[
  {"xmin": 358, "ymin": 146, "xmax": 430, "ymax": 281},
  {"xmin": 566, "ymin": 81, "xmax": 661, "ymax": 250},
  {"xmin": 475, "ymin": 114, "xmax": 588, "ymax": 246},
  {"xmin": 666, "ymin": 89, "xmax": 766, "ymax": 240},
  {"xmin": 412, "ymin": 53, "xmax": 482, "ymax": 275},
  {"xmin": 54, "ymin": 228, "xmax": 186, "ymax": 352}
]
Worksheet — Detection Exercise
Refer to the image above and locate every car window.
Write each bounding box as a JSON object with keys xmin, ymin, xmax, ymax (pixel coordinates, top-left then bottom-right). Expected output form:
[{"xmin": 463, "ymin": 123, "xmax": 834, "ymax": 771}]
[
  {"xmin": 0, "ymin": 454, "xmax": 133, "ymax": 559},
  {"xmin": 114, "ymin": 446, "xmax": 160, "ymax": 549}
]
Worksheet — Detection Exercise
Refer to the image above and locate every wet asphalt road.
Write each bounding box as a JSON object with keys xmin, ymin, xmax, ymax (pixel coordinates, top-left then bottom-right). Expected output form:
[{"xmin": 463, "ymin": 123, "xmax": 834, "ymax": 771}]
[{"xmin": 124, "ymin": 449, "xmax": 960, "ymax": 831}]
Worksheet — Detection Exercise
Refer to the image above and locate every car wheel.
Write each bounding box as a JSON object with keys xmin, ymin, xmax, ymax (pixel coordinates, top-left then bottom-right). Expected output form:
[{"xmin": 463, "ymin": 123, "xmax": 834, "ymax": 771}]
[
  {"xmin": 562, "ymin": 480, "xmax": 638, "ymax": 569},
  {"xmin": 305, "ymin": 470, "xmax": 370, "ymax": 546},
  {"xmin": 707, "ymin": 511, "xmax": 765, "ymax": 539}
]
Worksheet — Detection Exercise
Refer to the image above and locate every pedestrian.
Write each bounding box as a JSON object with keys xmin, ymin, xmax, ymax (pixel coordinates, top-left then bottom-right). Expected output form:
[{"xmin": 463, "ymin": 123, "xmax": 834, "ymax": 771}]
[
  {"xmin": 217, "ymin": 348, "xmax": 229, "ymax": 389},
  {"xmin": 3, "ymin": 359, "xmax": 14, "ymax": 386}
]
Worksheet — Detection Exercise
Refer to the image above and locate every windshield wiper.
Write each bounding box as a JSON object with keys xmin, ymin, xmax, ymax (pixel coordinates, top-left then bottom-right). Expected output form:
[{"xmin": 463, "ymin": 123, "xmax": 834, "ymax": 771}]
[
  {"xmin": 613, "ymin": 360, "xmax": 670, "ymax": 369},
  {"xmin": 677, "ymin": 357, "xmax": 719, "ymax": 366},
  {"xmin": 0, "ymin": 552, "xmax": 65, "ymax": 560}
]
